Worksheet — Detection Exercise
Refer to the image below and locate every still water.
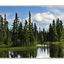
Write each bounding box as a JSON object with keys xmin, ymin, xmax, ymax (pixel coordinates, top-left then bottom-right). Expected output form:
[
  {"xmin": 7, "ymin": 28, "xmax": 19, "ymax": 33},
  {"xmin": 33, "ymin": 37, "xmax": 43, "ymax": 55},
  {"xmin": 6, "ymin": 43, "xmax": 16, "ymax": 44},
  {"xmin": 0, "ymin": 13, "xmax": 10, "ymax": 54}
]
[{"xmin": 0, "ymin": 44, "xmax": 64, "ymax": 58}]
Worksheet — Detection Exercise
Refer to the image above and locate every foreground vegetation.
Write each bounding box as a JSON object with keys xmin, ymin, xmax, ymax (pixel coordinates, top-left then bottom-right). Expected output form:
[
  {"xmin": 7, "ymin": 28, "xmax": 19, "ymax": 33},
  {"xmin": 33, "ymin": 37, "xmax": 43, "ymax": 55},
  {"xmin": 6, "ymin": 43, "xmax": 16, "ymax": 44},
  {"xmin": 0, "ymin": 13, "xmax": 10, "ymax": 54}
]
[
  {"xmin": 0, "ymin": 46, "xmax": 45, "ymax": 51},
  {"xmin": 38, "ymin": 39, "xmax": 64, "ymax": 45},
  {"xmin": 0, "ymin": 39, "xmax": 64, "ymax": 51}
]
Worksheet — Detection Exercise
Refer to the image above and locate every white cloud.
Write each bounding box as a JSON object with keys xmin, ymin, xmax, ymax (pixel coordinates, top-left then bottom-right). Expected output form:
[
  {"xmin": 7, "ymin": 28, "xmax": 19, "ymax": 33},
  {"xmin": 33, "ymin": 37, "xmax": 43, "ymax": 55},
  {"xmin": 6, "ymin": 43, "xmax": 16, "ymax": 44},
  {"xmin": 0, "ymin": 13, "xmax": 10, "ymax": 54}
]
[
  {"xmin": 53, "ymin": 6, "xmax": 64, "ymax": 8},
  {"xmin": 0, "ymin": 13, "xmax": 14, "ymax": 29},
  {"xmin": 50, "ymin": 9, "xmax": 62, "ymax": 16},
  {"xmin": 57, "ymin": 13, "xmax": 64, "ymax": 21},
  {"xmin": 42, "ymin": 25, "xmax": 49, "ymax": 29},
  {"xmin": 37, "ymin": 25, "xmax": 49, "ymax": 31},
  {"xmin": 31, "ymin": 7, "xmax": 64, "ymax": 30},
  {"xmin": 32, "ymin": 12, "xmax": 55, "ymax": 24},
  {"xmin": 2, "ymin": 6, "xmax": 64, "ymax": 30},
  {"xmin": 48, "ymin": 7, "xmax": 64, "ymax": 22}
]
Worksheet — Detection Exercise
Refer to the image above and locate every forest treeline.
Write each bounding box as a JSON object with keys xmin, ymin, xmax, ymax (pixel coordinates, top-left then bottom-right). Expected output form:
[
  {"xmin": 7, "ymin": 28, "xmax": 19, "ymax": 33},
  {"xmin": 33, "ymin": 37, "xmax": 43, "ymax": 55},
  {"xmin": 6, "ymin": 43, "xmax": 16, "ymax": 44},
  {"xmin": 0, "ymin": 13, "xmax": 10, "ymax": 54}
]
[{"xmin": 0, "ymin": 11, "xmax": 64, "ymax": 47}]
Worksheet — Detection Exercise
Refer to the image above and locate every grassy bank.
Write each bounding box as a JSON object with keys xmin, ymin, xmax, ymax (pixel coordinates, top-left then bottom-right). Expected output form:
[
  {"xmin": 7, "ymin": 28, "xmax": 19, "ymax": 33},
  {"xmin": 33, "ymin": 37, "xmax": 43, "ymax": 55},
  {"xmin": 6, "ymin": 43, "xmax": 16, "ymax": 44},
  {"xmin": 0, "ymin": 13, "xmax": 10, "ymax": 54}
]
[
  {"xmin": 37, "ymin": 41, "xmax": 60, "ymax": 45},
  {"xmin": 44, "ymin": 42, "xmax": 60, "ymax": 45},
  {"xmin": 0, "ymin": 39, "xmax": 64, "ymax": 51},
  {"xmin": 0, "ymin": 46, "xmax": 45, "ymax": 51},
  {"xmin": 37, "ymin": 39, "xmax": 64, "ymax": 45}
]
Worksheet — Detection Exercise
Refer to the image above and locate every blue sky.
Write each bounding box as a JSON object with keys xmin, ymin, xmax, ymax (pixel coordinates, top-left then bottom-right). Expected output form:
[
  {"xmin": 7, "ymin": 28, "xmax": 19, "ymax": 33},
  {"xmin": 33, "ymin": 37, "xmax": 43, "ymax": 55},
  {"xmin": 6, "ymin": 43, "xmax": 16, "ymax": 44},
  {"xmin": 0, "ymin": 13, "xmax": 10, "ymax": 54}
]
[
  {"xmin": 0, "ymin": 6, "xmax": 48, "ymax": 18},
  {"xmin": 0, "ymin": 6, "xmax": 64, "ymax": 31}
]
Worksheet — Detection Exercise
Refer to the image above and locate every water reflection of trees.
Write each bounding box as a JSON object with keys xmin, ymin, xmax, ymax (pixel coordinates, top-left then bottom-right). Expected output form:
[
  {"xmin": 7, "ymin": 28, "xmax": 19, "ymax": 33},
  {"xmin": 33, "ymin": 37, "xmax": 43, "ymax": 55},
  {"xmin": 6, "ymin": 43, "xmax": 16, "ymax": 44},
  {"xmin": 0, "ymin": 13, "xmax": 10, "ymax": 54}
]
[
  {"xmin": 10, "ymin": 49, "xmax": 37, "ymax": 58},
  {"xmin": 49, "ymin": 43, "xmax": 63, "ymax": 58},
  {"xmin": 0, "ymin": 49, "xmax": 37, "ymax": 58},
  {"xmin": 0, "ymin": 43, "xmax": 64, "ymax": 58},
  {"xmin": 0, "ymin": 51, "xmax": 9, "ymax": 58}
]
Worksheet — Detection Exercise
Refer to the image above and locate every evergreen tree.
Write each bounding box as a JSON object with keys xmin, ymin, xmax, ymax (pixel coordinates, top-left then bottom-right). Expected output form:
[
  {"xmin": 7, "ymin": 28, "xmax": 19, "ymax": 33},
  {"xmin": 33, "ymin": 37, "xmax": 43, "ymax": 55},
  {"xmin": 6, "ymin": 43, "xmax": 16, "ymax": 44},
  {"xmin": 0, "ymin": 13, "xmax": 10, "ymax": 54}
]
[
  {"xmin": 28, "ymin": 11, "xmax": 35, "ymax": 46},
  {"xmin": 60, "ymin": 20, "xmax": 63, "ymax": 40},
  {"xmin": 34, "ymin": 23, "xmax": 37, "ymax": 41},
  {"xmin": 0, "ymin": 15, "xmax": 4, "ymax": 44},
  {"xmin": 18, "ymin": 22, "xmax": 23, "ymax": 46},
  {"xmin": 38, "ymin": 27, "xmax": 44, "ymax": 44},
  {"xmin": 23, "ymin": 20, "xmax": 29, "ymax": 46},
  {"xmin": 52, "ymin": 19, "xmax": 58, "ymax": 41},
  {"xmin": 29, "ymin": 11, "xmax": 31, "ymax": 30},
  {"xmin": 43, "ymin": 28, "xmax": 47, "ymax": 42},
  {"xmin": 4, "ymin": 14, "xmax": 9, "ymax": 45},
  {"xmin": 49, "ymin": 24, "xmax": 54, "ymax": 42},
  {"xmin": 40, "ymin": 32, "xmax": 44, "ymax": 44},
  {"xmin": 56, "ymin": 18, "xmax": 61, "ymax": 41},
  {"xmin": 38, "ymin": 27, "xmax": 41, "ymax": 41},
  {"xmin": 12, "ymin": 13, "xmax": 19, "ymax": 46},
  {"xmin": 46, "ymin": 31, "xmax": 49, "ymax": 41}
]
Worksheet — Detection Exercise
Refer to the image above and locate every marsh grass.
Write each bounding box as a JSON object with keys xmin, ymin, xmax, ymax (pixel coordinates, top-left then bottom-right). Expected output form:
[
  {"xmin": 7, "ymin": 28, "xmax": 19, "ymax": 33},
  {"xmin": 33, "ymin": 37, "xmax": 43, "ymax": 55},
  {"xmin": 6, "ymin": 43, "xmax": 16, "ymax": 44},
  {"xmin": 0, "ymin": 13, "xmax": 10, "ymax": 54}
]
[
  {"xmin": 0, "ymin": 46, "xmax": 45, "ymax": 51},
  {"xmin": 0, "ymin": 39, "xmax": 64, "ymax": 51}
]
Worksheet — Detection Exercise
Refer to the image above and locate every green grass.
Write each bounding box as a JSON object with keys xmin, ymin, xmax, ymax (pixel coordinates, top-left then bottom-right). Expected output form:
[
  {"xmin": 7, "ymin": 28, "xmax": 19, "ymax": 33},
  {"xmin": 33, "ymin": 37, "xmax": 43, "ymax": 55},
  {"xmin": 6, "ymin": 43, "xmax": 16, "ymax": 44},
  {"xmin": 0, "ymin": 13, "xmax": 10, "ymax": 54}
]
[
  {"xmin": 51, "ymin": 42, "xmax": 60, "ymax": 45},
  {"xmin": 44, "ymin": 42, "xmax": 50, "ymax": 44},
  {"xmin": 0, "ymin": 44, "xmax": 11, "ymax": 48},
  {"xmin": 0, "ymin": 39, "xmax": 64, "ymax": 51},
  {"xmin": 37, "ymin": 41, "xmax": 60, "ymax": 45},
  {"xmin": 43, "ymin": 39, "xmax": 64, "ymax": 45},
  {"xmin": 37, "ymin": 39, "xmax": 64, "ymax": 45},
  {"xmin": 60, "ymin": 39, "xmax": 64, "ymax": 45},
  {"xmin": 0, "ymin": 46, "xmax": 45, "ymax": 51}
]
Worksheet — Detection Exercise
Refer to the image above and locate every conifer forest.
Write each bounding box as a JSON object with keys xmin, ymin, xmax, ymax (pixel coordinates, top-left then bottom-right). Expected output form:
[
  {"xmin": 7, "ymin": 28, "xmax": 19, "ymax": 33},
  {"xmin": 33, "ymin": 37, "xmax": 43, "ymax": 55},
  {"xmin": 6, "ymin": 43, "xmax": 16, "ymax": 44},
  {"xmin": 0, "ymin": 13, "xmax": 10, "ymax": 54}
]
[{"xmin": 0, "ymin": 11, "xmax": 64, "ymax": 47}]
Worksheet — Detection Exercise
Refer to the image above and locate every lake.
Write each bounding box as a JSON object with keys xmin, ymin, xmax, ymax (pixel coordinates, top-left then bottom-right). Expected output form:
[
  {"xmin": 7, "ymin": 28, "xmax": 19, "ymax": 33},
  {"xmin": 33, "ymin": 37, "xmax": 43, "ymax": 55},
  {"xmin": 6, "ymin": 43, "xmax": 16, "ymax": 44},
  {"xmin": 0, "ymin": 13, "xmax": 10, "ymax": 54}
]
[{"xmin": 0, "ymin": 44, "xmax": 64, "ymax": 58}]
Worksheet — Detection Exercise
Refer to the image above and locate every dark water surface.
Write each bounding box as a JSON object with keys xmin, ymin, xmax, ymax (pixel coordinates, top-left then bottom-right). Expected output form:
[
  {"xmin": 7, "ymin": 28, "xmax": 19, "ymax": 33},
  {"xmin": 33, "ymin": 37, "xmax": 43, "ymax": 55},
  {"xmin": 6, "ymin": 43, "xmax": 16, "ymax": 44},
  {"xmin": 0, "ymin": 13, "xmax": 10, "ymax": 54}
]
[{"xmin": 0, "ymin": 44, "xmax": 64, "ymax": 58}]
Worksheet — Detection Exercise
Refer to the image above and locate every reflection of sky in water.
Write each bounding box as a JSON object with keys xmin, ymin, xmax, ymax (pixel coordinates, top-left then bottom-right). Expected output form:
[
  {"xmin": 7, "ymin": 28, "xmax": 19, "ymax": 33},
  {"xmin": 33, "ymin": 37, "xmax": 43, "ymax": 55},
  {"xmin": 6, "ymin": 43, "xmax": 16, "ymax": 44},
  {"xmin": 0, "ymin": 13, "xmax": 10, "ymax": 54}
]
[
  {"xmin": 9, "ymin": 51, "xmax": 13, "ymax": 58},
  {"xmin": 36, "ymin": 44, "xmax": 47, "ymax": 47},
  {"xmin": 17, "ymin": 55, "xmax": 21, "ymax": 58},
  {"xmin": 8, "ymin": 44, "xmax": 50, "ymax": 58},
  {"xmin": 1, "ymin": 44, "xmax": 64, "ymax": 58},
  {"xmin": 9, "ymin": 45, "xmax": 50, "ymax": 58},
  {"xmin": 9, "ymin": 48, "xmax": 50, "ymax": 58},
  {"xmin": 36, "ymin": 48, "xmax": 50, "ymax": 58},
  {"xmin": 9, "ymin": 51, "xmax": 21, "ymax": 58}
]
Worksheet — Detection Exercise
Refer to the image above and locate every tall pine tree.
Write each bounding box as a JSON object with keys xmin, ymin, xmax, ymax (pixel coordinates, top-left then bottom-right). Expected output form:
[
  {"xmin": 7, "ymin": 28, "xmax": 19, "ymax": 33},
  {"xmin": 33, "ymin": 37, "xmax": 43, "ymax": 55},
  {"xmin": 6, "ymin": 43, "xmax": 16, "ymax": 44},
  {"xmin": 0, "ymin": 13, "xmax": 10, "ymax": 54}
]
[{"xmin": 52, "ymin": 19, "xmax": 58, "ymax": 42}]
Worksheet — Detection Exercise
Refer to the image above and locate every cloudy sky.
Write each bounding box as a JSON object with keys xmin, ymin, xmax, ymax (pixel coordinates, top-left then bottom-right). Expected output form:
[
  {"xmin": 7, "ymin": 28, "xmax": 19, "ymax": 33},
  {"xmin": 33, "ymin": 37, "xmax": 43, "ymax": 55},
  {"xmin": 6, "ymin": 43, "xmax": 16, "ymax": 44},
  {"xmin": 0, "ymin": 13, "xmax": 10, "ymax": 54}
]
[{"xmin": 0, "ymin": 6, "xmax": 64, "ymax": 31}]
